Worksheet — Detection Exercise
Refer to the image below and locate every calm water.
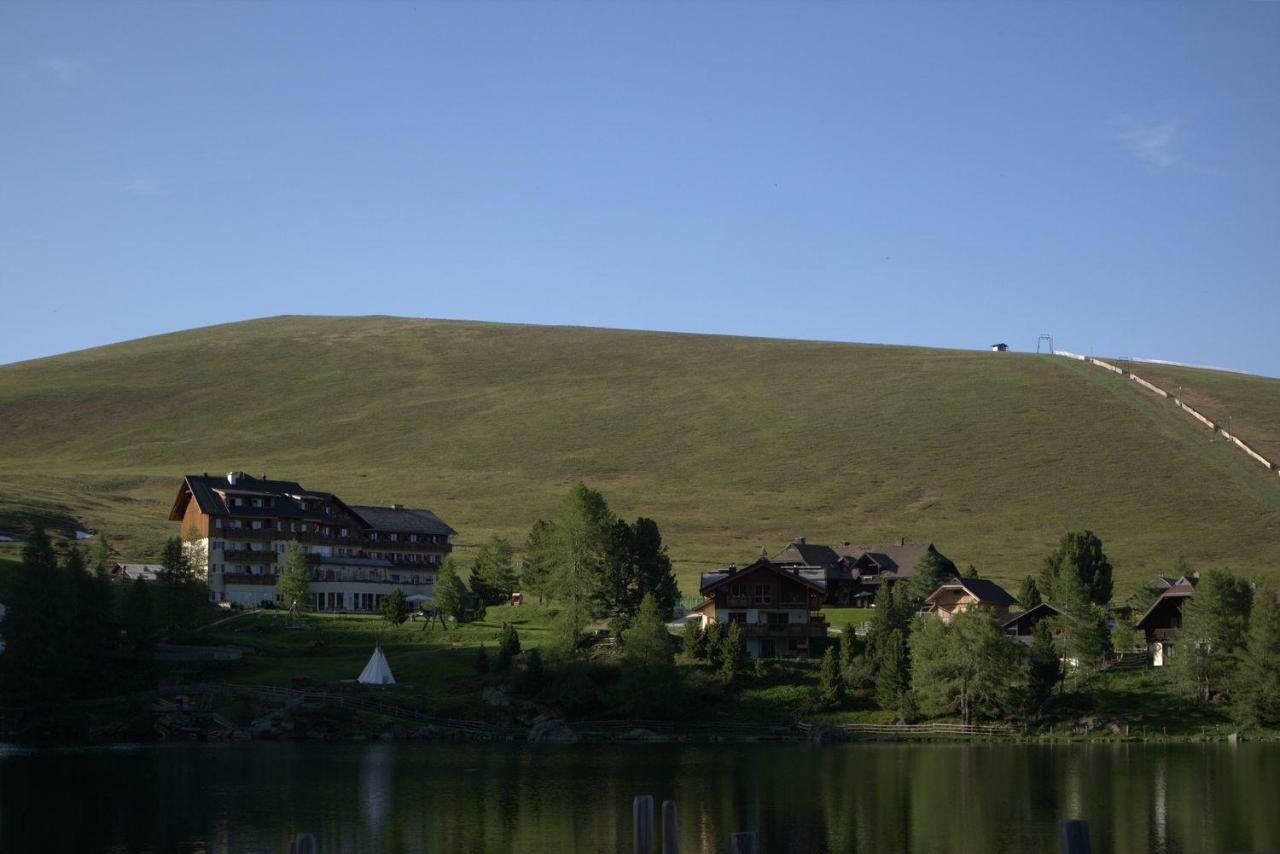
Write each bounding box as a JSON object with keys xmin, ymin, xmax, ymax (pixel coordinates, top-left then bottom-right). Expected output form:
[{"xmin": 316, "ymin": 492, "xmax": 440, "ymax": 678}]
[{"xmin": 0, "ymin": 741, "xmax": 1277, "ymax": 853}]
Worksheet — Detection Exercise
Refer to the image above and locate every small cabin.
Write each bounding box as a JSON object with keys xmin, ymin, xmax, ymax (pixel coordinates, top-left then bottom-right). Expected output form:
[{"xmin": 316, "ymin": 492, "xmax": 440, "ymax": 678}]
[
  {"xmin": 990, "ymin": 343, "xmax": 1009, "ymax": 352},
  {"xmin": 1001, "ymin": 602, "xmax": 1066, "ymax": 640},
  {"xmin": 926, "ymin": 578, "xmax": 1017, "ymax": 624}
]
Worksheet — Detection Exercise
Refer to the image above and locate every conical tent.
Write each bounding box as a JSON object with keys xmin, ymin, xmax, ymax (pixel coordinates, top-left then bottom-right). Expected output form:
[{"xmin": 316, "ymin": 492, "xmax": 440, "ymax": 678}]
[{"xmin": 358, "ymin": 645, "xmax": 396, "ymax": 685}]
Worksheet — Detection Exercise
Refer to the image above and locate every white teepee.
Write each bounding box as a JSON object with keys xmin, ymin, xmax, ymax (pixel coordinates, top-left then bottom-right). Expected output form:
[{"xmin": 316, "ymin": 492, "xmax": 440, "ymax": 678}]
[{"xmin": 358, "ymin": 645, "xmax": 396, "ymax": 685}]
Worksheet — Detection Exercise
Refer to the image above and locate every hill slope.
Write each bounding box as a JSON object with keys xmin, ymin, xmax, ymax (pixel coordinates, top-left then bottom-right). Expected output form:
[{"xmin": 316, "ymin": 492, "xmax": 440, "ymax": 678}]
[{"xmin": 1, "ymin": 315, "xmax": 1278, "ymax": 596}]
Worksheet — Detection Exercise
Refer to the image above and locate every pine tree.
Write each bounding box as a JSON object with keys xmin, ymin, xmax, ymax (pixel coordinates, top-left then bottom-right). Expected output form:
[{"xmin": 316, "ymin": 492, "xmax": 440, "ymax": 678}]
[
  {"xmin": 1, "ymin": 528, "xmax": 74, "ymax": 707},
  {"xmin": 680, "ymin": 619, "xmax": 707, "ymax": 661},
  {"xmin": 1040, "ymin": 531, "xmax": 1113, "ymax": 606},
  {"xmin": 1236, "ymin": 589, "xmax": 1280, "ymax": 726},
  {"xmin": 720, "ymin": 621, "xmax": 746, "ymax": 683},
  {"xmin": 277, "ymin": 541, "xmax": 313, "ymax": 618},
  {"xmin": 1024, "ymin": 620, "xmax": 1062, "ymax": 714},
  {"xmin": 380, "ymin": 588, "xmax": 410, "ymax": 627},
  {"xmin": 494, "ymin": 623, "xmax": 522, "ymax": 671},
  {"xmin": 909, "ymin": 551, "xmax": 955, "ymax": 602},
  {"xmin": 875, "ymin": 629, "xmax": 910, "ymax": 714},
  {"xmin": 1017, "ymin": 576, "xmax": 1041, "ymax": 609},
  {"xmin": 819, "ymin": 646, "xmax": 845, "ymax": 709},
  {"xmin": 434, "ymin": 558, "xmax": 465, "ymax": 621},
  {"xmin": 520, "ymin": 520, "xmax": 558, "ymax": 604},
  {"xmin": 1174, "ymin": 569, "xmax": 1252, "ymax": 702},
  {"xmin": 963, "ymin": 564, "xmax": 980, "ymax": 579},
  {"xmin": 90, "ymin": 532, "xmax": 112, "ymax": 577},
  {"xmin": 470, "ymin": 535, "xmax": 517, "ymax": 605},
  {"xmin": 911, "ymin": 609, "xmax": 1019, "ymax": 725}
]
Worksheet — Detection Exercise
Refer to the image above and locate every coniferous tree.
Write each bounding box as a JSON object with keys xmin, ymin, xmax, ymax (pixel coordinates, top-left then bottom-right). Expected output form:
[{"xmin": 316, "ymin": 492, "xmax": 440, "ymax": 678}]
[
  {"xmin": 630, "ymin": 517, "xmax": 680, "ymax": 618},
  {"xmin": 875, "ymin": 629, "xmax": 911, "ymax": 714},
  {"xmin": 1174, "ymin": 569, "xmax": 1252, "ymax": 702},
  {"xmin": 1040, "ymin": 531, "xmax": 1113, "ymax": 606},
  {"xmin": 1, "ymin": 528, "xmax": 74, "ymax": 708},
  {"xmin": 474, "ymin": 644, "xmax": 490, "ymax": 674},
  {"xmin": 909, "ymin": 550, "xmax": 955, "ymax": 602},
  {"xmin": 840, "ymin": 624, "xmax": 860, "ymax": 674},
  {"xmin": 680, "ymin": 619, "xmax": 707, "ymax": 661},
  {"xmin": 1017, "ymin": 576, "xmax": 1042, "ymax": 609},
  {"xmin": 122, "ymin": 576, "xmax": 158, "ymax": 653},
  {"xmin": 277, "ymin": 541, "xmax": 313, "ymax": 618},
  {"xmin": 704, "ymin": 622, "xmax": 726, "ymax": 669},
  {"xmin": 494, "ymin": 623, "xmax": 521, "ymax": 671},
  {"xmin": 89, "ymin": 532, "xmax": 112, "ymax": 577},
  {"xmin": 963, "ymin": 564, "xmax": 980, "ymax": 579},
  {"xmin": 520, "ymin": 520, "xmax": 558, "ymax": 604},
  {"xmin": 911, "ymin": 609, "xmax": 1020, "ymax": 725},
  {"xmin": 1023, "ymin": 620, "xmax": 1063, "ymax": 714},
  {"xmin": 720, "ymin": 621, "xmax": 746, "ymax": 683},
  {"xmin": 470, "ymin": 535, "xmax": 518, "ymax": 605},
  {"xmin": 434, "ymin": 558, "xmax": 466, "ymax": 621},
  {"xmin": 1236, "ymin": 589, "xmax": 1280, "ymax": 726},
  {"xmin": 620, "ymin": 594, "xmax": 677, "ymax": 715},
  {"xmin": 819, "ymin": 646, "xmax": 845, "ymax": 709},
  {"xmin": 380, "ymin": 588, "xmax": 410, "ymax": 627}
]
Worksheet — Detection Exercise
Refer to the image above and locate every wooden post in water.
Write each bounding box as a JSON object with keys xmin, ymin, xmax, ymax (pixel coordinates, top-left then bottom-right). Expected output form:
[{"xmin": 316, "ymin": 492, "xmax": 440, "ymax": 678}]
[
  {"xmin": 633, "ymin": 795, "xmax": 654, "ymax": 854},
  {"xmin": 661, "ymin": 800, "xmax": 679, "ymax": 854},
  {"xmin": 1060, "ymin": 820, "xmax": 1091, "ymax": 854},
  {"xmin": 731, "ymin": 831, "xmax": 757, "ymax": 854},
  {"xmin": 289, "ymin": 833, "xmax": 317, "ymax": 854}
]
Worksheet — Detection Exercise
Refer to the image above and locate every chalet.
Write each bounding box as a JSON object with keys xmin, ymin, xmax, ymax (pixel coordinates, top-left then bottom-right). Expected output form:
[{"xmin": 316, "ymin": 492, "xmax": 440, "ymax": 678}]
[
  {"xmin": 1135, "ymin": 575, "xmax": 1198, "ymax": 666},
  {"xmin": 926, "ymin": 578, "xmax": 1017, "ymax": 624},
  {"xmin": 697, "ymin": 558, "xmax": 829, "ymax": 659},
  {"xmin": 112, "ymin": 563, "xmax": 163, "ymax": 582},
  {"xmin": 169, "ymin": 472, "xmax": 455, "ymax": 611},
  {"xmin": 772, "ymin": 537, "xmax": 956, "ymax": 606},
  {"xmin": 1001, "ymin": 602, "xmax": 1066, "ymax": 640},
  {"xmin": 991, "ymin": 343, "xmax": 1009, "ymax": 352}
]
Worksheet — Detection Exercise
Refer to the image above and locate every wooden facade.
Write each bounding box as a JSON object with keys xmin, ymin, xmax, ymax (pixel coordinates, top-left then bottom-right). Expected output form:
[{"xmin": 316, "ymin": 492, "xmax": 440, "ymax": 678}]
[{"xmin": 697, "ymin": 559, "xmax": 829, "ymax": 659}]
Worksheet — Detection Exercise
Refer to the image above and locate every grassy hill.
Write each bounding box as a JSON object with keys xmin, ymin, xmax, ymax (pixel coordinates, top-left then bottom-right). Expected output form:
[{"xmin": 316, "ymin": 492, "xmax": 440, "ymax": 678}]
[{"xmin": 1, "ymin": 315, "xmax": 1278, "ymax": 597}]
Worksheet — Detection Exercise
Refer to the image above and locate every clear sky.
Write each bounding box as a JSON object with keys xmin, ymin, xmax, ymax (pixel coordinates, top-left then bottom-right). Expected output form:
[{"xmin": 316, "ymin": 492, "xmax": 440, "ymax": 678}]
[{"xmin": 2, "ymin": 2, "xmax": 1278, "ymax": 374}]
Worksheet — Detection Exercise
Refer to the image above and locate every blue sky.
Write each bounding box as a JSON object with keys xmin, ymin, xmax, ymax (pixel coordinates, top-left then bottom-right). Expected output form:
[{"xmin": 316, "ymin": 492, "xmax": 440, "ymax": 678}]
[{"xmin": 2, "ymin": 2, "xmax": 1278, "ymax": 374}]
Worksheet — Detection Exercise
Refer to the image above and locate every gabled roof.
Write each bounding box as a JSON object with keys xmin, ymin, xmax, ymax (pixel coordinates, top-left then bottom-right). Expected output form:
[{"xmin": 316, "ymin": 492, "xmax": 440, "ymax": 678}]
[
  {"xmin": 927, "ymin": 577, "xmax": 1017, "ymax": 606},
  {"xmin": 839, "ymin": 542, "xmax": 936, "ymax": 577},
  {"xmin": 772, "ymin": 541, "xmax": 842, "ymax": 570},
  {"xmin": 169, "ymin": 473, "xmax": 344, "ymax": 522},
  {"xmin": 699, "ymin": 558, "xmax": 827, "ymax": 595},
  {"xmin": 1135, "ymin": 583, "xmax": 1196, "ymax": 630},
  {"xmin": 1001, "ymin": 601, "xmax": 1065, "ymax": 629},
  {"xmin": 348, "ymin": 505, "xmax": 456, "ymax": 536}
]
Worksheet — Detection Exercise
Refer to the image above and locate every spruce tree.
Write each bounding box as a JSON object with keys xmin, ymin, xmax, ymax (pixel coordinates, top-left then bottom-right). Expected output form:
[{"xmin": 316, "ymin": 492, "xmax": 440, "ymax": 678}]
[
  {"xmin": 1040, "ymin": 531, "xmax": 1113, "ymax": 606},
  {"xmin": 494, "ymin": 623, "xmax": 522, "ymax": 671},
  {"xmin": 434, "ymin": 558, "xmax": 465, "ymax": 621},
  {"xmin": 1024, "ymin": 620, "xmax": 1062, "ymax": 714},
  {"xmin": 720, "ymin": 621, "xmax": 746, "ymax": 683},
  {"xmin": 122, "ymin": 576, "xmax": 158, "ymax": 653},
  {"xmin": 819, "ymin": 646, "xmax": 845, "ymax": 709},
  {"xmin": 875, "ymin": 629, "xmax": 910, "ymax": 714},
  {"xmin": 1017, "ymin": 576, "xmax": 1041, "ymax": 609},
  {"xmin": 680, "ymin": 619, "xmax": 707, "ymax": 661},
  {"xmin": 1174, "ymin": 569, "xmax": 1252, "ymax": 702},
  {"xmin": 90, "ymin": 532, "xmax": 112, "ymax": 577},
  {"xmin": 1236, "ymin": 589, "xmax": 1280, "ymax": 726},
  {"xmin": 470, "ymin": 535, "xmax": 517, "ymax": 605}
]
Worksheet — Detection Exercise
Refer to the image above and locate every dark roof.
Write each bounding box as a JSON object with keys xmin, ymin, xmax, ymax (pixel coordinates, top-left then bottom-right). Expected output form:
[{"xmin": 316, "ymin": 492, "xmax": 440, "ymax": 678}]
[
  {"xmin": 1135, "ymin": 583, "xmax": 1195, "ymax": 630},
  {"xmin": 772, "ymin": 542, "xmax": 842, "ymax": 570},
  {"xmin": 1001, "ymin": 602, "xmax": 1065, "ymax": 629},
  {"xmin": 348, "ymin": 505, "xmax": 456, "ymax": 536},
  {"xmin": 170, "ymin": 473, "xmax": 341, "ymax": 521},
  {"xmin": 838, "ymin": 542, "xmax": 936, "ymax": 577},
  {"xmin": 928, "ymin": 577, "xmax": 1017, "ymax": 606},
  {"xmin": 699, "ymin": 559, "xmax": 827, "ymax": 595}
]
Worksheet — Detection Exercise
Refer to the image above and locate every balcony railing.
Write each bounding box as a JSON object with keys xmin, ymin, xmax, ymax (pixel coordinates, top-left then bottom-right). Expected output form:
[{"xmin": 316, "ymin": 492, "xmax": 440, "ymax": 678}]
[
  {"xmin": 221, "ymin": 573, "xmax": 279, "ymax": 586},
  {"xmin": 223, "ymin": 548, "xmax": 270, "ymax": 562},
  {"xmin": 222, "ymin": 527, "xmax": 277, "ymax": 540},
  {"xmin": 740, "ymin": 619, "xmax": 829, "ymax": 638}
]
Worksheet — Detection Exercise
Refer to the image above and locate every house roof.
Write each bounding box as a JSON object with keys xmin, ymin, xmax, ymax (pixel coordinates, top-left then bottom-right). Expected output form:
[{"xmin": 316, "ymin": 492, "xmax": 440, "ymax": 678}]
[
  {"xmin": 772, "ymin": 541, "xmax": 842, "ymax": 569},
  {"xmin": 838, "ymin": 542, "xmax": 937, "ymax": 577},
  {"xmin": 348, "ymin": 505, "xmax": 456, "ymax": 536},
  {"xmin": 927, "ymin": 577, "xmax": 1017, "ymax": 606},
  {"xmin": 112, "ymin": 563, "xmax": 164, "ymax": 581},
  {"xmin": 1135, "ymin": 583, "xmax": 1196, "ymax": 630},
  {"xmin": 699, "ymin": 558, "xmax": 827, "ymax": 595},
  {"xmin": 1001, "ymin": 601, "xmax": 1065, "ymax": 629}
]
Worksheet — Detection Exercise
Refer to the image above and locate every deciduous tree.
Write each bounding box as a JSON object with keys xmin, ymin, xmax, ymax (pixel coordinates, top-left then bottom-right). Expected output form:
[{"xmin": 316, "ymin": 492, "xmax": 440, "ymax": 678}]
[
  {"xmin": 380, "ymin": 588, "xmax": 410, "ymax": 627},
  {"xmin": 470, "ymin": 535, "xmax": 517, "ymax": 605},
  {"xmin": 277, "ymin": 542, "xmax": 312, "ymax": 618},
  {"xmin": 1174, "ymin": 569, "xmax": 1252, "ymax": 702}
]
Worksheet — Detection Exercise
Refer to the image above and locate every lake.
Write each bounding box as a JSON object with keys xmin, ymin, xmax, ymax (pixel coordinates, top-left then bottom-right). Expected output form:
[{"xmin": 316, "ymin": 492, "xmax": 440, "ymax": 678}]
[{"xmin": 1, "ymin": 741, "xmax": 1277, "ymax": 853}]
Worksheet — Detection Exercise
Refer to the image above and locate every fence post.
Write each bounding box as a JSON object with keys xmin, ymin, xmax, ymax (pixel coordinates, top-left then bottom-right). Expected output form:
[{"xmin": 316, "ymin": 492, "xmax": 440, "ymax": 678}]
[
  {"xmin": 1060, "ymin": 820, "xmax": 1090, "ymax": 854},
  {"xmin": 731, "ymin": 831, "xmax": 757, "ymax": 854},
  {"xmin": 661, "ymin": 800, "xmax": 679, "ymax": 854},
  {"xmin": 633, "ymin": 795, "xmax": 654, "ymax": 854}
]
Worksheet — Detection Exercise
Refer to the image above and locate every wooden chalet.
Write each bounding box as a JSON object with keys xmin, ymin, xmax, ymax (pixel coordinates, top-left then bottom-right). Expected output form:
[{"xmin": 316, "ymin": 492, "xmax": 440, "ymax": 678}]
[
  {"xmin": 926, "ymin": 578, "xmax": 1017, "ymax": 624},
  {"xmin": 697, "ymin": 558, "xmax": 829, "ymax": 659},
  {"xmin": 1135, "ymin": 575, "xmax": 1197, "ymax": 666}
]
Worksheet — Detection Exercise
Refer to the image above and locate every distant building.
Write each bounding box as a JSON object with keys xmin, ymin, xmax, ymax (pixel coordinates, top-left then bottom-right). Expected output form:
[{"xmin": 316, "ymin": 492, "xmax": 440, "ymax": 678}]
[
  {"xmin": 926, "ymin": 578, "xmax": 1017, "ymax": 624},
  {"xmin": 1001, "ymin": 601, "xmax": 1066, "ymax": 640},
  {"xmin": 696, "ymin": 558, "xmax": 830, "ymax": 659},
  {"xmin": 1135, "ymin": 574, "xmax": 1198, "ymax": 666},
  {"xmin": 772, "ymin": 537, "xmax": 956, "ymax": 606},
  {"xmin": 169, "ymin": 472, "xmax": 455, "ymax": 611},
  {"xmin": 991, "ymin": 343, "xmax": 1009, "ymax": 352},
  {"xmin": 112, "ymin": 563, "xmax": 164, "ymax": 582}
]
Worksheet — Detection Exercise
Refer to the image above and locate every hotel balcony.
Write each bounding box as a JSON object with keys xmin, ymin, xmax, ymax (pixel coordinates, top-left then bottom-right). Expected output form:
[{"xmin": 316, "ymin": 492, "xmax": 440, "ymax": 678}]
[
  {"xmin": 739, "ymin": 618, "xmax": 829, "ymax": 638},
  {"xmin": 222, "ymin": 572, "xmax": 278, "ymax": 586}
]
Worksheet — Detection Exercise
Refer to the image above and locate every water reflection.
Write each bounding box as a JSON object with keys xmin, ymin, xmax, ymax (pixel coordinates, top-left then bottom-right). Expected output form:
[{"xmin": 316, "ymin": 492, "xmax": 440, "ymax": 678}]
[{"xmin": 0, "ymin": 741, "xmax": 1276, "ymax": 853}]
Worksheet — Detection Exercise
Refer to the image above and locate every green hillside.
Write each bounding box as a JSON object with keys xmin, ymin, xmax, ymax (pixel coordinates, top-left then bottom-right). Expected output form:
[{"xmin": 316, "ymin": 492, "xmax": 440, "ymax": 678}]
[{"xmin": 1, "ymin": 315, "xmax": 1278, "ymax": 597}]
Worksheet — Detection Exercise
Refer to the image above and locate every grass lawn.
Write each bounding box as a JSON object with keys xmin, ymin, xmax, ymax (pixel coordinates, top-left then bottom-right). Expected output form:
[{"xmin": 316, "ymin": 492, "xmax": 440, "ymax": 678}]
[
  {"xmin": 822, "ymin": 608, "xmax": 877, "ymax": 631},
  {"xmin": 1, "ymin": 317, "xmax": 1279, "ymax": 600},
  {"xmin": 198, "ymin": 604, "xmax": 560, "ymax": 718}
]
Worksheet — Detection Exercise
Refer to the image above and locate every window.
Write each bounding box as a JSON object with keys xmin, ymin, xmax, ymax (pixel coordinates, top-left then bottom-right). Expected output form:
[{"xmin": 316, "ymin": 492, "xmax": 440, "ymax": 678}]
[
  {"xmin": 391, "ymin": 574, "xmax": 400, "ymax": 583},
  {"xmin": 753, "ymin": 584, "xmax": 772, "ymax": 604},
  {"xmin": 212, "ymin": 541, "xmax": 224, "ymax": 551},
  {"xmin": 727, "ymin": 612, "xmax": 746, "ymax": 624},
  {"xmin": 766, "ymin": 612, "xmax": 790, "ymax": 627},
  {"xmin": 214, "ymin": 518, "xmax": 223, "ymax": 529},
  {"xmin": 390, "ymin": 533, "xmax": 398, "ymax": 542},
  {"xmin": 340, "ymin": 528, "xmax": 349, "ymax": 538},
  {"xmin": 730, "ymin": 582, "xmax": 745, "ymax": 597},
  {"xmin": 251, "ymin": 498, "xmax": 263, "ymax": 508},
  {"xmin": 409, "ymin": 534, "xmax": 418, "ymax": 543}
]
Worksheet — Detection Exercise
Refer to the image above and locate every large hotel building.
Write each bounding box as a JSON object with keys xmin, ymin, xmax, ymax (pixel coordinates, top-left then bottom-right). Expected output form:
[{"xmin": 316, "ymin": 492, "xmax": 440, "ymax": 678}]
[{"xmin": 168, "ymin": 472, "xmax": 455, "ymax": 611}]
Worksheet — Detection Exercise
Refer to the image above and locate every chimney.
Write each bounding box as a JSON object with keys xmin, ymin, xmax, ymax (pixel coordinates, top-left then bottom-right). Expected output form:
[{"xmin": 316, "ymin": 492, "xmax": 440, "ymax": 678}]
[
  {"xmin": 895, "ymin": 536, "xmax": 905, "ymax": 547},
  {"xmin": 227, "ymin": 471, "xmax": 243, "ymax": 485},
  {"xmin": 728, "ymin": 564, "xmax": 737, "ymax": 575},
  {"xmin": 391, "ymin": 503, "xmax": 405, "ymax": 510},
  {"xmin": 793, "ymin": 536, "xmax": 806, "ymax": 545},
  {"xmin": 759, "ymin": 545, "xmax": 768, "ymax": 561}
]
